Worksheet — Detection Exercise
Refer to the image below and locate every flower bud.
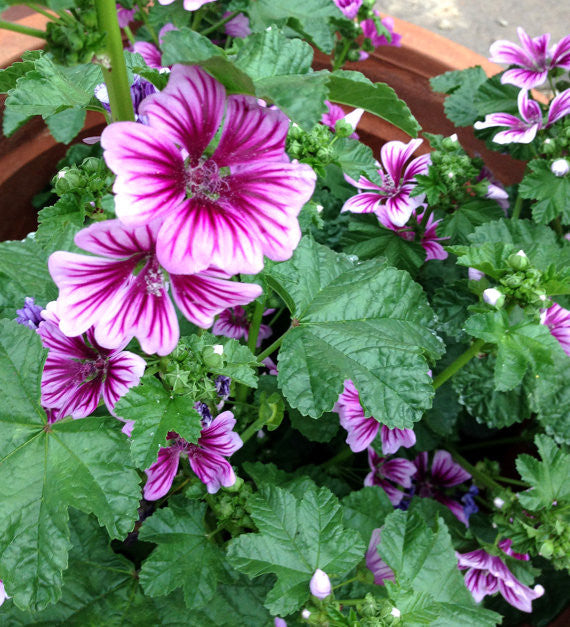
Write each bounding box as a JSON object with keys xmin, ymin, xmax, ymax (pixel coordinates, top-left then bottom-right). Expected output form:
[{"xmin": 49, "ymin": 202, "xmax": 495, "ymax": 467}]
[
  {"xmin": 212, "ymin": 344, "xmax": 224, "ymax": 355},
  {"xmin": 468, "ymin": 267, "xmax": 484, "ymax": 281},
  {"xmin": 493, "ymin": 497, "xmax": 505, "ymax": 509},
  {"xmin": 483, "ymin": 288, "xmax": 505, "ymax": 308},
  {"xmin": 391, "ymin": 607, "xmax": 401, "ymax": 618},
  {"xmin": 507, "ymin": 249, "xmax": 530, "ymax": 270},
  {"xmin": 201, "ymin": 345, "xmax": 224, "ymax": 369},
  {"xmin": 274, "ymin": 619, "xmax": 287, "ymax": 627},
  {"xmin": 551, "ymin": 158, "xmax": 569, "ymax": 177},
  {"xmin": 310, "ymin": 568, "xmax": 331, "ymax": 599},
  {"xmin": 301, "ymin": 609, "xmax": 311, "ymax": 619},
  {"xmin": 441, "ymin": 134, "xmax": 458, "ymax": 150}
]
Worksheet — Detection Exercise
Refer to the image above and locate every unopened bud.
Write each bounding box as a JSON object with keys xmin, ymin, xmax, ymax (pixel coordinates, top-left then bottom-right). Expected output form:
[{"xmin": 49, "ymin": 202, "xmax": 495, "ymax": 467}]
[
  {"xmin": 468, "ymin": 267, "xmax": 484, "ymax": 281},
  {"xmin": 493, "ymin": 497, "xmax": 505, "ymax": 509},
  {"xmin": 310, "ymin": 569, "xmax": 331, "ymax": 599},
  {"xmin": 483, "ymin": 288, "xmax": 505, "ymax": 308},
  {"xmin": 301, "ymin": 609, "xmax": 311, "ymax": 619},
  {"xmin": 508, "ymin": 250, "xmax": 530, "ymax": 270},
  {"xmin": 201, "ymin": 345, "xmax": 224, "ymax": 369},
  {"xmin": 212, "ymin": 344, "xmax": 224, "ymax": 355},
  {"xmin": 274, "ymin": 619, "xmax": 287, "ymax": 627},
  {"xmin": 551, "ymin": 158, "xmax": 569, "ymax": 177},
  {"xmin": 391, "ymin": 607, "xmax": 401, "ymax": 618}
]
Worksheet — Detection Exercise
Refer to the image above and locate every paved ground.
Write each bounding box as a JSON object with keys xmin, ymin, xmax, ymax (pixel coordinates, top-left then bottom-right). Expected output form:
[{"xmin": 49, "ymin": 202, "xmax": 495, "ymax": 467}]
[{"xmin": 380, "ymin": 0, "xmax": 569, "ymax": 58}]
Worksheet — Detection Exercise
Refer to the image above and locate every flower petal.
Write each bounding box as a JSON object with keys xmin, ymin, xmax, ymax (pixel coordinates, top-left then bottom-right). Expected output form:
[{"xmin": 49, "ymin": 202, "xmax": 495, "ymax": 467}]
[
  {"xmin": 144, "ymin": 446, "xmax": 181, "ymax": 500},
  {"xmin": 189, "ymin": 449, "xmax": 237, "ymax": 493},
  {"xmin": 431, "ymin": 450, "xmax": 471, "ymax": 487},
  {"xmin": 380, "ymin": 138, "xmax": 423, "ymax": 184},
  {"xmin": 102, "ymin": 350, "xmax": 146, "ymax": 414},
  {"xmin": 74, "ymin": 219, "xmax": 157, "ymax": 258},
  {"xmin": 198, "ymin": 411, "xmax": 243, "ymax": 457},
  {"xmin": 381, "ymin": 426, "xmax": 416, "ymax": 455},
  {"xmin": 341, "ymin": 192, "xmax": 382, "ymax": 214}
]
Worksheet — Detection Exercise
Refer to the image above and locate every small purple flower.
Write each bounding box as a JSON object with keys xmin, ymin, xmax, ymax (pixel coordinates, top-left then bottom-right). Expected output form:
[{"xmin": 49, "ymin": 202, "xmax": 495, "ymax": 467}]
[
  {"xmin": 413, "ymin": 451, "xmax": 473, "ymax": 525},
  {"xmin": 116, "ymin": 4, "xmax": 136, "ymax": 28},
  {"xmin": 95, "ymin": 75, "xmax": 158, "ymax": 121},
  {"xmin": 0, "ymin": 579, "xmax": 9, "ymax": 606},
  {"xmin": 49, "ymin": 220, "xmax": 262, "ymax": 356},
  {"xmin": 342, "ymin": 139, "xmax": 430, "ymax": 227},
  {"xmin": 474, "ymin": 89, "xmax": 570, "ymax": 144},
  {"xmin": 16, "ymin": 296, "xmax": 43, "ymax": 330},
  {"xmin": 365, "ymin": 447, "xmax": 417, "ymax": 506},
  {"xmin": 457, "ymin": 549, "xmax": 544, "ymax": 612},
  {"xmin": 101, "ymin": 65, "xmax": 316, "ymax": 276},
  {"xmin": 540, "ymin": 302, "xmax": 570, "ymax": 356},
  {"xmin": 489, "ymin": 28, "xmax": 570, "ymax": 90},
  {"xmin": 144, "ymin": 411, "xmax": 243, "ymax": 499},
  {"xmin": 194, "ymin": 401, "xmax": 212, "ymax": 425},
  {"xmin": 334, "ymin": 380, "xmax": 415, "ymax": 454},
  {"xmin": 321, "ymin": 101, "xmax": 363, "ymax": 139},
  {"xmin": 366, "ymin": 528, "xmax": 395, "ymax": 585},
  {"xmin": 224, "ymin": 12, "xmax": 250, "ymax": 38},
  {"xmin": 212, "ymin": 306, "xmax": 273, "ymax": 346},
  {"xmin": 274, "ymin": 619, "xmax": 287, "ymax": 627},
  {"xmin": 486, "ymin": 183, "xmax": 510, "ymax": 211},
  {"xmin": 38, "ymin": 303, "xmax": 146, "ymax": 419},
  {"xmin": 215, "ymin": 375, "xmax": 231, "ymax": 399},
  {"xmin": 360, "ymin": 13, "xmax": 402, "ymax": 58},
  {"xmin": 461, "ymin": 485, "xmax": 479, "ymax": 520},
  {"xmin": 262, "ymin": 356, "xmax": 278, "ymax": 375},
  {"xmin": 468, "ymin": 267, "xmax": 485, "ymax": 281},
  {"xmin": 309, "ymin": 568, "xmax": 332, "ymax": 599},
  {"xmin": 333, "ymin": 0, "xmax": 362, "ymax": 19},
  {"xmin": 498, "ymin": 538, "xmax": 530, "ymax": 561}
]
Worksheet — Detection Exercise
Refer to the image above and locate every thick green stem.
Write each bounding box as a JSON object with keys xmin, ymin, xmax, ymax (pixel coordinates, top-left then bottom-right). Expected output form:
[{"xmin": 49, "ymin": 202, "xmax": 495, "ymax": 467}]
[
  {"xmin": 94, "ymin": 0, "xmax": 135, "ymax": 122},
  {"xmin": 0, "ymin": 19, "xmax": 46, "ymax": 38},
  {"xmin": 200, "ymin": 11, "xmax": 238, "ymax": 36},
  {"xmin": 432, "ymin": 338, "xmax": 485, "ymax": 390},
  {"xmin": 247, "ymin": 301, "xmax": 265, "ymax": 355},
  {"xmin": 333, "ymin": 37, "xmax": 351, "ymax": 71},
  {"xmin": 240, "ymin": 415, "xmax": 268, "ymax": 445},
  {"xmin": 511, "ymin": 193, "xmax": 523, "ymax": 220},
  {"xmin": 256, "ymin": 332, "xmax": 287, "ymax": 363}
]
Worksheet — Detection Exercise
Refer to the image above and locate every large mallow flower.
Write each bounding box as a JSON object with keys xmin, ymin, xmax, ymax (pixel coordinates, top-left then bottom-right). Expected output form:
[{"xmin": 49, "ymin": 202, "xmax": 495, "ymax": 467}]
[
  {"xmin": 489, "ymin": 27, "xmax": 570, "ymax": 90},
  {"xmin": 413, "ymin": 451, "xmax": 474, "ymax": 525},
  {"xmin": 457, "ymin": 549, "xmax": 544, "ymax": 612},
  {"xmin": 38, "ymin": 304, "xmax": 145, "ymax": 419},
  {"xmin": 541, "ymin": 302, "xmax": 570, "ymax": 356},
  {"xmin": 144, "ymin": 411, "xmax": 242, "ymax": 499},
  {"xmin": 365, "ymin": 447, "xmax": 417, "ymax": 506},
  {"xmin": 49, "ymin": 220, "xmax": 262, "ymax": 356},
  {"xmin": 101, "ymin": 65, "xmax": 316, "ymax": 275},
  {"xmin": 334, "ymin": 380, "xmax": 416, "ymax": 454},
  {"xmin": 342, "ymin": 139, "xmax": 430, "ymax": 227},
  {"xmin": 474, "ymin": 88, "xmax": 570, "ymax": 144}
]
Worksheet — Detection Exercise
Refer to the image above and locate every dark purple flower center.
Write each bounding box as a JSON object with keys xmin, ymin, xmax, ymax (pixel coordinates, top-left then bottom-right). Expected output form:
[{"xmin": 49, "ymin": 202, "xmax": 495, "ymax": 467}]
[
  {"xmin": 185, "ymin": 160, "xmax": 229, "ymax": 201},
  {"xmin": 76, "ymin": 354, "xmax": 108, "ymax": 383}
]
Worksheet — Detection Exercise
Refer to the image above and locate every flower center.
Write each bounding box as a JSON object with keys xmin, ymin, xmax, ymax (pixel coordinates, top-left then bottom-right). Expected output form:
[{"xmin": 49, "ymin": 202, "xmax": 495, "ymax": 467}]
[
  {"xmin": 144, "ymin": 266, "xmax": 165, "ymax": 296},
  {"xmin": 185, "ymin": 160, "xmax": 229, "ymax": 201},
  {"xmin": 76, "ymin": 355, "xmax": 107, "ymax": 383}
]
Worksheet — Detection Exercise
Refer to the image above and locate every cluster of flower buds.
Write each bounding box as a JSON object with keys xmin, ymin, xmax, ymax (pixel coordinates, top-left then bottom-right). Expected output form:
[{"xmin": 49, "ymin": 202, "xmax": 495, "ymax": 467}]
[
  {"xmin": 53, "ymin": 156, "xmax": 112, "ymax": 205},
  {"xmin": 286, "ymin": 123, "xmax": 337, "ymax": 175}
]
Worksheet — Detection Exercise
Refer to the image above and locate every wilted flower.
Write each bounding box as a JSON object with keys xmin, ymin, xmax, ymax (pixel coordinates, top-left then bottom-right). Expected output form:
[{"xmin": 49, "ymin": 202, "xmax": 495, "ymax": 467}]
[
  {"xmin": 498, "ymin": 538, "xmax": 530, "ymax": 561},
  {"xmin": 334, "ymin": 380, "xmax": 415, "ymax": 453},
  {"xmin": 95, "ymin": 75, "xmax": 158, "ymax": 120},
  {"xmin": 15, "ymin": 296, "xmax": 43, "ymax": 330},
  {"xmin": 540, "ymin": 302, "xmax": 570, "ymax": 356},
  {"xmin": 366, "ymin": 528, "xmax": 395, "ymax": 584},
  {"xmin": 343, "ymin": 139, "xmax": 430, "ymax": 227},
  {"xmin": 365, "ymin": 447, "xmax": 417, "ymax": 505},
  {"xmin": 116, "ymin": 4, "xmax": 136, "ymax": 28},
  {"xmin": 309, "ymin": 569, "xmax": 332, "ymax": 599},
  {"xmin": 489, "ymin": 27, "xmax": 570, "ymax": 89},
  {"xmin": 215, "ymin": 375, "xmax": 231, "ymax": 399},
  {"xmin": 551, "ymin": 158, "xmax": 569, "ymax": 177},
  {"xmin": 144, "ymin": 411, "xmax": 243, "ymax": 499},
  {"xmin": 457, "ymin": 549, "xmax": 544, "ymax": 612},
  {"xmin": 321, "ymin": 101, "xmax": 363, "ymax": 139},
  {"xmin": 360, "ymin": 13, "xmax": 401, "ymax": 58},
  {"xmin": 101, "ymin": 65, "xmax": 316, "ymax": 275}
]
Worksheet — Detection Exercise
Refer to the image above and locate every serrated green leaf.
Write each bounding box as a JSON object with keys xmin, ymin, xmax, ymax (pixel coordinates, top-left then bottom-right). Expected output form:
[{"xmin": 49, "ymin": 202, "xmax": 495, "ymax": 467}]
[
  {"xmin": 36, "ymin": 195, "xmax": 86, "ymax": 255},
  {"xmin": 530, "ymin": 361, "xmax": 570, "ymax": 445},
  {"xmin": 227, "ymin": 484, "xmax": 365, "ymax": 615},
  {"xmin": 328, "ymin": 69, "xmax": 420, "ymax": 137},
  {"xmin": 160, "ymin": 27, "xmax": 225, "ymax": 65},
  {"xmin": 516, "ymin": 435, "xmax": 570, "ymax": 509},
  {"xmin": 519, "ymin": 160, "xmax": 570, "ymax": 225},
  {"xmin": 45, "ymin": 108, "xmax": 87, "ymax": 144},
  {"xmin": 440, "ymin": 198, "xmax": 505, "ymax": 244},
  {"xmin": 430, "ymin": 67, "xmax": 488, "ymax": 127},
  {"xmin": 267, "ymin": 237, "xmax": 443, "ymax": 426},
  {"xmin": 139, "ymin": 498, "xmax": 226, "ymax": 609},
  {"xmin": 333, "ymin": 137, "xmax": 382, "ymax": 185},
  {"xmin": 0, "ymin": 321, "xmax": 141, "ymax": 612},
  {"xmin": 0, "ymin": 58, "xmax": 37, "ymax": 93},
  {"xmin": 289, "ymin": 407, "xmax": 340, "ymax": 442},
  {"xmin": 342, "ymin": 486, "xmax": 393, "ymax": 543},
  {"xmin": 115, "ymin": 376, "xmax": 202, "ymax": 470},
  {"xmin": 474, "ymin": 75, "xmax": 520, "ymax": 117},
  {"xmin": 448, "ymin": 241, "xmax": 515, "ymax": 279}
]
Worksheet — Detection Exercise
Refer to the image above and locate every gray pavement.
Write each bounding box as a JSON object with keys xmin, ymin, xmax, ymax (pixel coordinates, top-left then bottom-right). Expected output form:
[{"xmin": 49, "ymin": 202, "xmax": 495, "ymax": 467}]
[{"xmin": 380, "ymin": 0, "xmax": 569, "ymax": 58}]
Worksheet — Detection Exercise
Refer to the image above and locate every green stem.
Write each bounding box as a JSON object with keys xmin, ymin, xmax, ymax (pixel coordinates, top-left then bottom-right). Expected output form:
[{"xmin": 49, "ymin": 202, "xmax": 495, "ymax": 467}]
[
  {"xmin": 0, "ymin": 19, "xmax": 46, "ymax": 38},
  {"xmin": 200, "ymin": 11, "xmax": 238, "ymax": 36},
  {"xmin": 247, "ymin": 301, "xmax": 265, "ymax": 355},
  {"xmin": 496, "ymin": 475, "xmax": 529, "ymax": 487},
  {"xmin": 333, "ymin": 37, "xmax": 351, "ymax": 71},
  {"xmin": 332, "ymin": 575, "xmax": 361, "ymax": 590},
  {"xmin": 511, "ymin": 193, "xmax": 523, "ymax": 220},
  {"xmin": 123, "ymin": 24, "xmax": 136, "ymax": 45},
  {"xmin": 447, "ymin": 446, "xmax": 501, "ymax": 491},
  {"xmin": 432, "ymin": 338, "xmax": 485, "ymax": 390},
  {"xmin": 240, "ymin": 415, "xmax": 268, "ymax": 445},
  {"xmin": 25, "ymin": 3, "xmax": 57, "ymax": 21},
  {"xmin": 94, "ymin": 0, "xmax": 135, "ymax": 122},
  {"xmin": 136, "ymin": 1, "xmax": 159, "ymax": 45},
  {"xmin": 548, "ymin": 74, "xmax": 557, "ymax": 97},
  {"xmin": 336, "ymin": 599, "xmax": 363, "ymax": 606},
  {"xmin": 191, "ymin": 7, "xmax": 205, "ymax": 31},
  {"xmin": 256, "ymin": 332, "xmax": 287, "ymax": 363}
]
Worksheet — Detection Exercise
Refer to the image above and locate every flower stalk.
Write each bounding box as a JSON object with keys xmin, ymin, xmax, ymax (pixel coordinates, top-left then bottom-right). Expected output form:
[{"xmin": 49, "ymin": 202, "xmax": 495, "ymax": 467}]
[
  {"xmin": 432, "ymin": 338, "xmax": 486, "ymax": 390},
  {"xmin": 0, "ymin": 20, "xmax": 46, "ymax": 39}
]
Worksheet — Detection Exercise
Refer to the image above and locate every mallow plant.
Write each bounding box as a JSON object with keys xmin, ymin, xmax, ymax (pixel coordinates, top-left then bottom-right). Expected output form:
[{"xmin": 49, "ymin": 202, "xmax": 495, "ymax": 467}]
[{"xmin": 0, "ymin": 1, "xmax": 569, "ymax": 624}]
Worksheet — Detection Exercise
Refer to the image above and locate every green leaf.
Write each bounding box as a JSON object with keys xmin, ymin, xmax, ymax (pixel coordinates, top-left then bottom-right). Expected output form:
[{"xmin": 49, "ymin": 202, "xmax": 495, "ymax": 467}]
[
  {"xmin": 333, "ymin": 137, "xmax": 382, "ymax": 185},
  {"xmin": 342, "ymin": 486, "xmax": 393, "ymax": 543},
  {"xmin": 0, "ymin": 55, "xmax": 38, "ymax": 93},
  {"xmin": 519, "ymin": 160, "xmax": 570, "ymax": 225},
  {"xmin": 139, "ymin": 497, "xmax": 226, "ymax": 609},
  {"xmin": 0, "ymin": 321, "xmax": 141, "ymax": 612},
  {"xmin": 474, "ymin": 75, "xmax": 520, "ymax": 116},
  {"xmin": 45, "ymin": 108, "xmax": 87, "ymax": 144},
  {"xmin": 430, "ymin": 67, "xmax": 488, "ymax": 127},
  {"xmin": 227, "ymin": 484, "xmax": 365, "ymax": 615},
  {"xmin": 36, "ymin": 194, "xmax": 87, "ymax": 256},
  {"xmin": 452, "ymin": 354, "xmax": 531, "ymax": 428},
  {"xmin": 440, "ymin": 198, "xmax": 505, "ymax": 244},
  {"xmin": 379, "ymin": 510, "xmax": 500, "ymax": 626},
  {"xmin": 530, "ymin": 361, "xmax": 570, "ymax": 445},
  {"xmin": 464, "ymin": 311, "xmax": 561, "ymax": 390},
  {"xmin": 516, "ymin": 435, "xmax": 570, "ymax": 509},
  {"xmin": 289, "ymin": 407, "xmax": 340, "ymax": 442},
  {"xmin": 431, "ymin": 282, "xmax": 477, "ymax": 341},
  {"xmin": 115, "ymin": 376, "xmax": 202, "ymax": 470},
  {"xmin": 267, "ymin": 237, "xmax": 444, "ymax": 426},
  {"xmin": 328, "ymin": 70, "xmax": 420, "ymax": 138}
]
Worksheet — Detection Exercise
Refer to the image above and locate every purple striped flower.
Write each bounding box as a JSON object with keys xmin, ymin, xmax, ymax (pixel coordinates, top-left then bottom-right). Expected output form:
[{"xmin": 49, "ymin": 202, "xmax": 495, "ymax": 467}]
[
  {"xmin": 498, "ymin": 538, "xmax": 530, "ymax": 561},
  {"xmin": 365, "ymin": 447, "xmax": 417, "ymax": 506},
  {"xmin": 540, "ymin": 302, "xmax": 570, "ymax": 356},
  {"xmin": 489, "ymin": 28, "xmax": 570, "ymax": 90},
  {"xmin": 413, "ymin": 451, "xmax": 473, "ymax": 525},
  {"xmin": 360, "ymin": 13, "xmax": 401, "ymax": 59},
  {"xmin": 366, "ymin": 528, "xmax": 395, "ymax": 585},
  {"xmin": 457, "ymin": 549, "xmax": 544, "ymax": 612},
  {"xmin": 49, "ymin": 220, "xmax": 262, "ymax": 356},
  {"xmin": 321, "ymin": 101, "xmax": 363, "ymax": 139},
  {"xmin": 0, "ymin": 580, "xmax": 8, "ymax": 607},
  {"xmin": 333, "ymin": 0, "xmax": 362, "ymax": 20},
  {"xmin": 212, "ymin": 305, "xmax": 273, "ymax": 346},
  {"xmin": 38, "ymin": 304, "xmax": 145, "ymax": 419},
  {"xmin": 342, "ymin": 139, "xmax": 430, "ymax": 227},
  {"xmin": 132, "ymin": 24, "xmax": 177, "ymax": 69},
  {"xmin": 101, "ymin": 65, "xmax": 316, "ymax": 275},
  {"xmin": 16, "ymin": 296, "xmax": 44, "ymax": 330},
  {"xmin": 474, "ymin": 89, "xmax": 570, "ymax": 144},
  {"xmin": 334, "ymin": 380, "xmax": 416, "ymax": 454},
  {"xmin": 144, "ymin": 411, "xmax": 242, "ymax": 499}
]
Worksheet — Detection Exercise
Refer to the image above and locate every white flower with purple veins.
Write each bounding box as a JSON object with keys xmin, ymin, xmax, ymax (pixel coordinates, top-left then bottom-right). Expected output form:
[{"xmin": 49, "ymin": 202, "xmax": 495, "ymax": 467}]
[
  {"xmin": 334, "ymin": 380, "xmax": 416, "ymax": 454},
  {"xmin": 474, "ymin": 88, "xmax": 570, "ymax": 144},
  {"xmin": 541, "ymin": 302, "xmax": 570, "ymax": 356},
  {"xmin": 144, "ymin": 411, "xmax": 243, "ymax": 499},
  {"xmin": 457, "ymin": 549, "xmax": 544, "ymax": 612},
  {"xmin": 365, "ymin": 447, "xmax": 417, "ymax": 506},
  {"xmin": 551, "ymin": 158, "xmax": 570, "ymax": 177},
  {"xmin": 366, "ymin": 528, "xmax": 395, "ymax": 585},
  {"xmin": 489, "ymin": 27, "xmax": 570, "ymax": 90},
  {"xmin": 48, "ymin": 220, "xmax": 262, "ymax": 356},
  {"xmin": 342, "ymin": 138, "xmax": 430, "ymax": 227},
  {"xmin": 38, "ymin": 304, "xmax": 145, "ymax": 420},
  {"xmin": 101, "ymin": 65, "xmax": 316, "ymax": 275}
]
